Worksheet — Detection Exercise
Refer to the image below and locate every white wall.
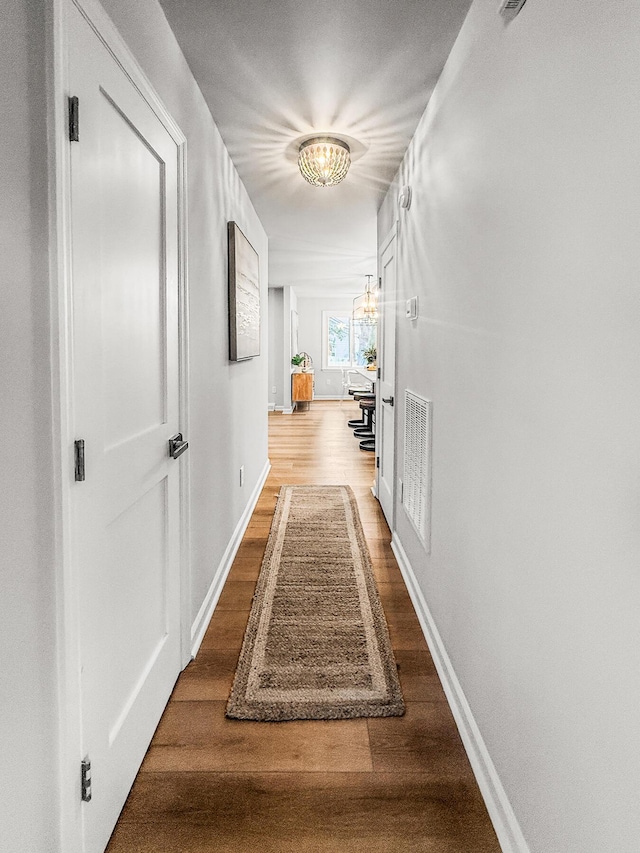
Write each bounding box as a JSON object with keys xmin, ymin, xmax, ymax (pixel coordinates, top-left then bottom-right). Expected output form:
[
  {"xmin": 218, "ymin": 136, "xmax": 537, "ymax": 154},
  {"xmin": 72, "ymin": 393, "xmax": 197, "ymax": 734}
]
[
  {"xmin": 268, "ymin": 288, "xmax": 284, "ymax": 409},
  {"xmin": 281, "ymin": 286, "xmax": 297, "ymax": 412},
  {"xmin": 269, "ymin": 286, "xmax": 309, "ymax": 412},
  {"xmin": 0, "ymin": 3, "xmax": 59, "ymax": 850},
  {"xmin": 297, "ymin": 296, "xmax": 356, "ymax": 397},
  {"xmin": 0, "ymin": 0, "xmax": 268, "ymax": 850},
  {"xmin": 379, "ymin": 1, "xmax": 640, "ymax": 851}
]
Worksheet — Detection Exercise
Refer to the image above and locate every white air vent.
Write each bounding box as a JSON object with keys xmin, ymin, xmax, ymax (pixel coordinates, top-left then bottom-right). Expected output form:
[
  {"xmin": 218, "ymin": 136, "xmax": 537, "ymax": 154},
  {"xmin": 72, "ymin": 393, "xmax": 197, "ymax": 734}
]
[
  {"xmin": 498, "ymin": 0, "xmax": 528, "ymax": 21},
  {"xmin": 403, "ymin": 391, "xmax": 433, "ymax": 551}
]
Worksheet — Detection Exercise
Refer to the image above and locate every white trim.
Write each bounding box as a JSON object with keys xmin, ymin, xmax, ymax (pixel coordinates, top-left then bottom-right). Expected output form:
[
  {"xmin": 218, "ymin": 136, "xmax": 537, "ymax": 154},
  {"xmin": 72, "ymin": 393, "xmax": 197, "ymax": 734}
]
[
  {"xmin": 312, "ymin": 395, "xmax": 350, "ymax": 400},
  {"xmin": 49, "ymin": 2, "xmax": 83, "ymax": 848},
  {"xmin": 379, "ymin": 219, "xmax": 399, "ymax": 256},
  {"xmin": 69, "ymin": 0, "xmax": 184, "ymax": 141},
  {"xmin": 267, "ymin": 403, "xmax": 275, "ymax": 411},
  {"xmin": 282, "ymin": 407, "xmax": 294, "ymax": 415},
  {"xmin": 376, "ymin": 224, "xmax": 399, "ymax": 531},
  {"xmin": 391, "ymin": 534, "xmax": 531, "ymax": 853},
  {"xmin": 52, "ymin": 1, "xmax": 188, "ymax": 849},
  {"xmin": 190, "ymin": 459, "xmax": 271, "ymax": 657},
  {"xmin": 177, "ymin": 138, "xmax": 192, "ymax": 670}
]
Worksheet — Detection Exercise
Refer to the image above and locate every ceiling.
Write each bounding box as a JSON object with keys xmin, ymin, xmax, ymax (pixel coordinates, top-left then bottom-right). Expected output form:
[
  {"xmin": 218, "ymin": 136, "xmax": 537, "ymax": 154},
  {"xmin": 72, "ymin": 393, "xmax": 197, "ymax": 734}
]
[{"xmin": 158, "ymin": 0, "xmax": 473, "ymax": 295}]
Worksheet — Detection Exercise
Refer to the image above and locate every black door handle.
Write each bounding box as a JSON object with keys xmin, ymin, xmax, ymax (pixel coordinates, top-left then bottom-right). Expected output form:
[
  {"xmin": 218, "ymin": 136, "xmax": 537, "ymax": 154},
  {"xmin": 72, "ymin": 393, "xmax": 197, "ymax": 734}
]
[
  {"xmin": 382, "ymin": 396, "xmax": 394, "ymax": 406},
  {"xmin": 169, "ymin": 433, "xmax": 189, "ymax": 459}
]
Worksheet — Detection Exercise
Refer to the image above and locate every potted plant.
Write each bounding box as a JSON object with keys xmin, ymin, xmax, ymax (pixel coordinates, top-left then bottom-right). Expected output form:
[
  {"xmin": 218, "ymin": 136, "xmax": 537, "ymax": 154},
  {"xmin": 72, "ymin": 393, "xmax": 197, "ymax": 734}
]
[
  {"xmin": 363, "ymin": 345, "xmax": 377, "ymax": 369},
  {"xmin": 291, "ymin": 353, "xmax": 305, "ymax": 372}
]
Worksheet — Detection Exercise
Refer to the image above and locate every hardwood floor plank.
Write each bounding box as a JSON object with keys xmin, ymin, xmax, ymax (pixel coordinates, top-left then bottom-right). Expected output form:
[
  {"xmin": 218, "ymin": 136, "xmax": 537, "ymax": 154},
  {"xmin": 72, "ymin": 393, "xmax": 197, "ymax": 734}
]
[
  {"xmin": 371, "ymin": 561, "xmax": 405, "ymax": 585},
  {"xmin": 367, "ymin": 702, "xmax": 471, "ymax": 775},
  {"xmin": 214, "ymin": 580, "xmax": 256, "ymax": 611},
  {"xmin": 199, "ymin": 610, "xmax": 249, "ymax": 650},
  {"xmin": 376, "ymin": 581, "xmax": 417, "ymax": 614},
  {"xmin": 170, "ymin": 650, "xmax": 239, "ymax": 702},
  {"xmin": 386, "ymin": 613, "xmax": 429, "ymax": 650},
  {"xmin": 233, "ymin": 539, "xmax": 268, "ymax": 560},
  {"xmin": 365, "ymin": 538, "xmax": 397, "ymax": 561},
  {"xmin": 110, "ymin": 772, "xmax": 499, "ymax": 853},
  {"xmin": 393, "ymin": 648, "xmax": 447, "ymax": 703},
  {"xmin": 225, "ymin": 562, "xmax": 262, "ymax": 582},
  {"xmin": 143, "ymin": 701, "xmax": 372, "ymax": 773}
]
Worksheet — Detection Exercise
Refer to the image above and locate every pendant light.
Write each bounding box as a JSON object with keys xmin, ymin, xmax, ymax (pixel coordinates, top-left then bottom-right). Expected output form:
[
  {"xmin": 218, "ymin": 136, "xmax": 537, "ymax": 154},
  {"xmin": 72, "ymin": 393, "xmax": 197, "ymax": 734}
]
[{"xmin": 353, "ymin": 275, "xmax": 378, "ymax": 324}]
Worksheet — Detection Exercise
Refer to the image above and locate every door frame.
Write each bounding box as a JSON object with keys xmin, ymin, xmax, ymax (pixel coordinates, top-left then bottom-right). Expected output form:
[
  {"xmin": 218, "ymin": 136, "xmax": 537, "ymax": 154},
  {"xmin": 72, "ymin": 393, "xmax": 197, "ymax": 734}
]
[
  {"xmin": 49, "ymin": 1, "xmax": 190, "ymax": 849},
  {"xmin": 376, "ymin": 221, "xmax": 399, "ymax": 528}
]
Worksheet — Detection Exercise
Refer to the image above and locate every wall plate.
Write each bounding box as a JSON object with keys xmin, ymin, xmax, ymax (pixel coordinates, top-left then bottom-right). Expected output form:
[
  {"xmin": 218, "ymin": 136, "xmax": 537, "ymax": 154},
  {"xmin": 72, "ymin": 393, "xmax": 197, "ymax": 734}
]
[
  {"xmin": 398, "ymin": 185, "xmax": 412, "ymax": 210},
  {"xmin": 405, "ymin": 296, "xmax": 418, "ymax": 320}
]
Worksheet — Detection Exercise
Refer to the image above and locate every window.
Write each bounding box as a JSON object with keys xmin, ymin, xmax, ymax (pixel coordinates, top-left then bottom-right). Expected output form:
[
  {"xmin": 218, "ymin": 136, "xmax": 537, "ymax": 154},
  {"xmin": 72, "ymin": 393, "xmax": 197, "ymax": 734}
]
[{"xmin": 322, "ymin": 311, "xmax": 377, "ymax": 369}]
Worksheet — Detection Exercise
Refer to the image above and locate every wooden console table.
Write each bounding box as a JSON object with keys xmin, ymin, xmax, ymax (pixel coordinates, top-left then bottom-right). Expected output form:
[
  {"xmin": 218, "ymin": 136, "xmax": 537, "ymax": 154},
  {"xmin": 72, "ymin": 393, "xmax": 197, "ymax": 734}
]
[{"xmin": 292, "ymin": 371, "xmax": 314, "ymax": 410}]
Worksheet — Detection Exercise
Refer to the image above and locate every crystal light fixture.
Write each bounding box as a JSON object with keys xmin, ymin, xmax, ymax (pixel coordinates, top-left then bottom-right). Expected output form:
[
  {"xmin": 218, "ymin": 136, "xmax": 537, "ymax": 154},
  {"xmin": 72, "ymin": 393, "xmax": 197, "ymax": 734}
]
[
  {"xmin": 353, "ymin": 275, "xmax": 378, "ymax": 325},
  {"xmin": 298, "ymin": 137, "xmax": 351, "ymax": 187}
]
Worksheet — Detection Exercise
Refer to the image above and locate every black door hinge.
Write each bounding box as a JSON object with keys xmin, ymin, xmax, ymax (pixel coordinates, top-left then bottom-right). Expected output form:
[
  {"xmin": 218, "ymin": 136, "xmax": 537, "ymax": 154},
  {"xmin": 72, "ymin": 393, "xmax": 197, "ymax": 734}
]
[
  {"xmin": 376, "ymin": 456, "xmax": 380, "ymax": 469},
  {"xmin": 74, "ymin": 439, "xmax": 85, "ymax": 482},
  {"xmin": 68, "ymin": 96, "xmax": 79, "ymax": 142},
  {"xmin": 81, "ymin": 757, "xmax": 92, "ymax": 802}
]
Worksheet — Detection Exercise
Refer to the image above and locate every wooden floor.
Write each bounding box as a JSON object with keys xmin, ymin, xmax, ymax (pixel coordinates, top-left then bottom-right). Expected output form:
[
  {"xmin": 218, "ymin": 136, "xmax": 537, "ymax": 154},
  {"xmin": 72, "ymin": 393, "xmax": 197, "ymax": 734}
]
[{"xmin": 107, "ymin": 401, "xmax": 501, "ymax": 853}]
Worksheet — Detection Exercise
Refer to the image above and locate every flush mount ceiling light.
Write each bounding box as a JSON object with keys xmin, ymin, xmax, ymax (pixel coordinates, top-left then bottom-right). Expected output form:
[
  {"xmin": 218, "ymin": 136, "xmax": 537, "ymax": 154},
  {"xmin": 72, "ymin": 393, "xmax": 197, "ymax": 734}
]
[{"xmin": 298, "ymin": 136, "xmax": 351, "ymax": 187}]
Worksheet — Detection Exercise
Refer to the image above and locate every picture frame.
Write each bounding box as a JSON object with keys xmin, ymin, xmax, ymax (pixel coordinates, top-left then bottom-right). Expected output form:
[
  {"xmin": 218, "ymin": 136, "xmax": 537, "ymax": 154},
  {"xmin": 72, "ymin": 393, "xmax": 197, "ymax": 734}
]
[{"xmin": 228, "ymin": 221, "xmax": 260, "ymax": 361}]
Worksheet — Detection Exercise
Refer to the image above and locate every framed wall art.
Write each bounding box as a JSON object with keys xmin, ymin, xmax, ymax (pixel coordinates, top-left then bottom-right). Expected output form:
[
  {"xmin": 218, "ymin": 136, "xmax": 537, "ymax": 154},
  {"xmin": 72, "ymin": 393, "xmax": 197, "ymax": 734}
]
[{"xmin": 228, "ymin": 221, "xmax": 260, "ymax": 361}]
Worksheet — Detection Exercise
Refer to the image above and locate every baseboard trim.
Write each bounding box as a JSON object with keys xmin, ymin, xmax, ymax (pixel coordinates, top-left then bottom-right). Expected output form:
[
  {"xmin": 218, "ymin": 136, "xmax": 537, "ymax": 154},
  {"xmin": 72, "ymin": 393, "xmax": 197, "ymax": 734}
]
[
  {"xmin": 267, "ymin": 403, "xmax": 275, "ymax": 411},
  {"xmin": 190, "ymin": 458, "xmax": 271, "ymax": 657},
  {"xmin": 391, "ymin": 534, "xmax": 530, "ymax": 853}
]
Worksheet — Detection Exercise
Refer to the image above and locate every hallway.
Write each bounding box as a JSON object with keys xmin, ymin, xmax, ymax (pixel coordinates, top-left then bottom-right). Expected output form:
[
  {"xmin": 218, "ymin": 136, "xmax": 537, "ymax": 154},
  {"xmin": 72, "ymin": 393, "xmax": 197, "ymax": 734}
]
[{"xmin": 106, "ymin": 401, "xmax": 500, "ymax": 852}]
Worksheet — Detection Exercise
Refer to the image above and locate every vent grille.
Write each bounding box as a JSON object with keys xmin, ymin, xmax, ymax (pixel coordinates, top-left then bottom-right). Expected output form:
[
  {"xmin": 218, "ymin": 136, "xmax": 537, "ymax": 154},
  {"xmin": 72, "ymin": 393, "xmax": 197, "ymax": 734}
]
[
  {"xmin": 498, "ymin": 0, "xmax": 528, "ymax": 20},
  {"xmin": 403, "ymin": 391, "xmax": 432, "ymax": 551}
]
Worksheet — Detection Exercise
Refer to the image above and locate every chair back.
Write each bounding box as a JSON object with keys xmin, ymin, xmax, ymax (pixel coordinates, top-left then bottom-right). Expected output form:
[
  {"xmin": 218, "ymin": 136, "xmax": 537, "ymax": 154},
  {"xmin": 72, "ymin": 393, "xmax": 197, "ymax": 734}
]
[{"xmin": 341, "ymin": 369, "xmax": 373, "ymax": 398}]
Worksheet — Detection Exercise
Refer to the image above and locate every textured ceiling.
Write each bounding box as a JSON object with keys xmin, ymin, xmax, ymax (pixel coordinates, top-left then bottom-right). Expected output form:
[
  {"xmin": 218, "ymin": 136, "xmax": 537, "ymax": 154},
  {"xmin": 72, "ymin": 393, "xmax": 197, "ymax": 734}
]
[{"xmin": 158, "ymin": 0, "xmax": 473, "ymax": 294}]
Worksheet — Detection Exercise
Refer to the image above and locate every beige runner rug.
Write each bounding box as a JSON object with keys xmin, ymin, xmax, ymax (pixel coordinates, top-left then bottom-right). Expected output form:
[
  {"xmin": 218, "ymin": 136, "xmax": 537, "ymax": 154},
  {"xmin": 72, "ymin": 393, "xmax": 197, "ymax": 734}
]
[{"xmin": 226, "ymin": 485, "xmax": 405, "ymax": 721}]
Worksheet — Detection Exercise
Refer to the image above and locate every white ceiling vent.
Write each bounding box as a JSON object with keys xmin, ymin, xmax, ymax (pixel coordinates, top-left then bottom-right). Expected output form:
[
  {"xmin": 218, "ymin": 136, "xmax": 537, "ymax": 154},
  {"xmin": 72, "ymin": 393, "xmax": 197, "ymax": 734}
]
[
  {"xmin": 403, "ymin": 391, "xmax": 433, "ymax": 552},
  {"xmin": 498, "ymin": 0, "xmax": 528, "ymax": 21}
]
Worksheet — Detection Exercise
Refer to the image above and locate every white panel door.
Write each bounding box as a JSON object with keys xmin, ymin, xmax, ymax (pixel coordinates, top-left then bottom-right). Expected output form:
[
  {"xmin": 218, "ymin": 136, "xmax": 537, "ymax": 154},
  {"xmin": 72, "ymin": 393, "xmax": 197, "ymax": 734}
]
[
  {"xmin": 68, "ymin": 6, "xmax": 183, "ymax": 851},
  {"xmin": 377, "ymin": 231, "xmax": 398, "ymax": 525}
]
